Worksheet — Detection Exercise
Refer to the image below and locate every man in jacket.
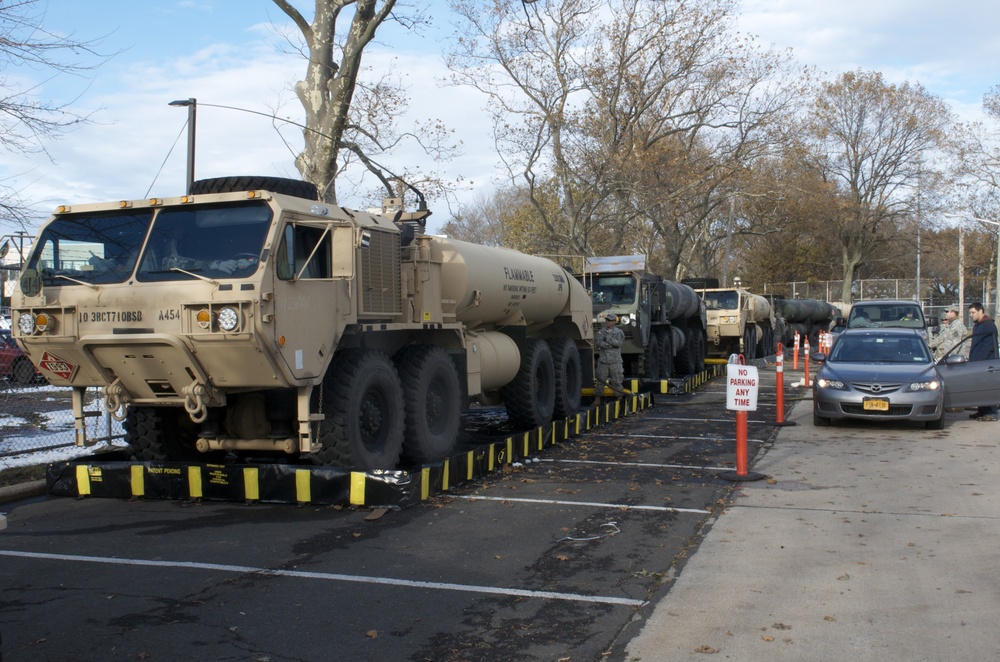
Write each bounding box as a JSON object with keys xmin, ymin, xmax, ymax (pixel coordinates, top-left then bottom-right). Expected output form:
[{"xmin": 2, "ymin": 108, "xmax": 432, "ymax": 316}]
[{"xmin": 968, "ymin": 303, "xmax": 998, "ymax": 421}]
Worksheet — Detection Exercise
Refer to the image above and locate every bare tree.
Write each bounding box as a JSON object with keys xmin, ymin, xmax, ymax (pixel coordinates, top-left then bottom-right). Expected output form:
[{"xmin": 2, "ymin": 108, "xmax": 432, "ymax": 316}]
[
  {"xmin": 0, "ymin": 0, "xmax": 111, "ymax": 230},
  {"xmin": 445, "ymin": 0, "xmax": 803, "ymax": 271},
  {"xmin": 271, "ymin": 0, "xmax": 459, "ymax": 206},
  {"xmin": 805, "ymin": 70, "xmax": 953, "ymax": 302}
]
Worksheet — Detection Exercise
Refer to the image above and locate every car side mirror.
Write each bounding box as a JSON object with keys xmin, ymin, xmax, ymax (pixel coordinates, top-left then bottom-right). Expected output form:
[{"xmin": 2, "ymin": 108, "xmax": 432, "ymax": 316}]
[
  {"xmin": 944, "ymin": 354, "xmax": 967, "ymax": 365},
  {"xmin": 813, "ymin": 352, "xmax": 826, "ymax": 363}
]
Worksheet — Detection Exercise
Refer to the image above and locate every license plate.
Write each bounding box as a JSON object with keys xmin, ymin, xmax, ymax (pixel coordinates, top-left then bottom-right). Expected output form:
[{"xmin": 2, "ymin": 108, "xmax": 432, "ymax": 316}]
[{"xmin": 863, "ymin": 398, "xmax": 889, "ymax": 412}]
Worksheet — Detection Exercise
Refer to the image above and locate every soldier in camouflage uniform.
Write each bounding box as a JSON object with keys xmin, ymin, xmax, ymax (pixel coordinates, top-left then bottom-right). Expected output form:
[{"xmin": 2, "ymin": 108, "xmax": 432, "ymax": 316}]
[
  {"xmin": 928, "ymin": 308, "xmax": 969, "ymax": 361},
  {"xmin": 595, "ymin": 313, "xmax": 626, "ymax": 403}
]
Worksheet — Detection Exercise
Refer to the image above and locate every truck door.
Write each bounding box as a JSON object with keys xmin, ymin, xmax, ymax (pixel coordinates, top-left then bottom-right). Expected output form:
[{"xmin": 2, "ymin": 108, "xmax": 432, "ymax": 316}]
[{"xmin": 270, "ymin": 219, "xmax": 354, "ymax": 380}]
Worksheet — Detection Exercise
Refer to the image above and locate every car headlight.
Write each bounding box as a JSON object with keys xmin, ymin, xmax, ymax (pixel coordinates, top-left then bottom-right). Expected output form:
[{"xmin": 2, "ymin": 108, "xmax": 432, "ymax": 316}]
[
  {"xmin": 17, "ymin": 313, "xmax": 34, "ymax": 335},
  {"xmin": 908, "ymin": 380, "xmax": 940, "ymax": 391},
  {"xmin": 816, "ymin": 378, "xmax": 846, "ymax": 390}
]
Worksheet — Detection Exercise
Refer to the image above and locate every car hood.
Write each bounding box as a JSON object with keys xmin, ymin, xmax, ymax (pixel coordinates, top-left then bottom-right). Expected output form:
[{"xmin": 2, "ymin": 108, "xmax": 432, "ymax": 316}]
[{"xmin": 820, "ymin": 361, "xmax": 939, "ymax": 384}]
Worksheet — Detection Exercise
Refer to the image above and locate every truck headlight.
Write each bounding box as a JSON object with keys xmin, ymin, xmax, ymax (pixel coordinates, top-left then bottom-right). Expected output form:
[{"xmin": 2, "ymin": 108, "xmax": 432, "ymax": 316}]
[
  {"xmin": 217, "ymin": 306, "xmax": 240, "ymax": 332},
  {"xmin": 17, "ymin": 313, "xmax": 34, "ymax": 335}
]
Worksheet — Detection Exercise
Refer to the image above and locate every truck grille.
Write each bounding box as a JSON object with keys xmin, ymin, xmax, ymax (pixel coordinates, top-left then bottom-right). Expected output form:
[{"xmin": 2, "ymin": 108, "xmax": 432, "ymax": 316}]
[{"xmin": 360, "ymin": 230, "xmax": 402, "ymax": 316}]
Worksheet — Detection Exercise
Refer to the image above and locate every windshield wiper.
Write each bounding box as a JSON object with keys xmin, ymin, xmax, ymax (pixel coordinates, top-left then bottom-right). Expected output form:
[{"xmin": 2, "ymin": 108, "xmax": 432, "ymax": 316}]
[
  {"xmin": 169, "ymin": 267, "xmax": 219, "ymax": 286},
  {"xmin": 54, "ymin": 274, "xmax": 99, "ymax": 290}
]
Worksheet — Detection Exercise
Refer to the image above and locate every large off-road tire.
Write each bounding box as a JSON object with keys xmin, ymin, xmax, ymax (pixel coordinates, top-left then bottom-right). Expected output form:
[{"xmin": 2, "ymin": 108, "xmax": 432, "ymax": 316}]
[
  {"xmin": 643, "ymin": 334, "xmax": 660, "ymax": 380},
  {"xmin": 743, "ymin": 327, "xmax": 757, "ymax": 361},
  {"xmin": 503, "ymin": 337, "xmax": 556, "ymax": 429},
  {"xmin": 313, "ymin": 349, "xmax": 405, "ymax": 470},
  {"xmin": 694, "ymin": 330, "xmax": 706, "ymax": 373},
  {"xmin": 656, "ymin": 330, "xmax": 673, "ymax": 380},
  {"xmin": 547, "ymin": 337, "xmax": 582, "ymax": 420},
  {"xmin": 395, "ymin": 345, "xmax": 462, "ymax": 465},
  {"xmin": 675, "ymin": 330, "xmax": 696, "ymax": 377},
  {"xmin": 124, "ymin": 406, "xmax": 201, "ymax": 461},
  {"xmin": 189, "ymin": 176, "xmax": 318, "ymax": 200},
  {"xmin": 11, "ymin": 357, "xmax": 36, "ymax": 386}
]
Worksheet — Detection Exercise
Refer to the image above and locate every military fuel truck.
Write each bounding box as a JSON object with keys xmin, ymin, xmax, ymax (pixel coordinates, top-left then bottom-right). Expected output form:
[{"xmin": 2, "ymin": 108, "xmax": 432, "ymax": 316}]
[
  {"xmin": 577, "ymin": 256, "xmax": 707, "ymax": 379},
  {"xmin": 771, "ymin": 297, "xmax": 841, "ymax": 349},
  {"xmin": 684, "ymin": 278, "xmax": 773, "ymax": 360},
  {"xmin": 11, "ymin": 176, "xmax": 594, "ymax": 471}
]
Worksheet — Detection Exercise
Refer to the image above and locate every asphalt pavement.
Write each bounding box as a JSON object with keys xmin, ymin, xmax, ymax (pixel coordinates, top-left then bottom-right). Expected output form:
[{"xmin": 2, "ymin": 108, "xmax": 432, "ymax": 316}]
[{"xmin": 626, "ymin": 400, "xmax": 1000, "ymax": 661}]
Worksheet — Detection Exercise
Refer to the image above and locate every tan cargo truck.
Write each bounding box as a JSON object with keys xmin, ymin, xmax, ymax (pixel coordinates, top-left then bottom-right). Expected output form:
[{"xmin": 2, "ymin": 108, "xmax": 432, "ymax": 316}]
[
  {"xmin": 684, "ymin": 278, "xmax": 774, "ymax": 360},
  {"xmin": 12, "ymin": 177, "xmax": 594, "ymax": 470}
]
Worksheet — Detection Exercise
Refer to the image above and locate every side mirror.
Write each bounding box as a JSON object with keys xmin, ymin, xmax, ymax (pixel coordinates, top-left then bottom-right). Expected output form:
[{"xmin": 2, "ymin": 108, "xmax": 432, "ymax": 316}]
[
  {"xmin": 813, "ymin": 352, "xmax": 826, "ymax": 363},
  {"xmin": 944, "ymin": 354, "xmax": 967, "ymax": 365}
]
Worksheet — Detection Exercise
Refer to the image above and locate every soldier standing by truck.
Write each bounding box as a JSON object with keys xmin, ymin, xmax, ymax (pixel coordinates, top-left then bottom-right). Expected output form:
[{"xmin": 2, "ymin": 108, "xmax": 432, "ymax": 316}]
[{"xmin": 595, "ymin": 313, "xmax": 626, "ymax": 404}]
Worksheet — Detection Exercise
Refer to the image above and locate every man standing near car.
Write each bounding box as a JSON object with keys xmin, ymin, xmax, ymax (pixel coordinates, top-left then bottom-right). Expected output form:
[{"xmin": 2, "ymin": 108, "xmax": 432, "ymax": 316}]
[
  {"xmin": 929, "ymin": 308, "xmax": 968, "ymax": 361},
  {"xmin": 968, "ymin": 303, "xmax": 999, "ymax": 421}
]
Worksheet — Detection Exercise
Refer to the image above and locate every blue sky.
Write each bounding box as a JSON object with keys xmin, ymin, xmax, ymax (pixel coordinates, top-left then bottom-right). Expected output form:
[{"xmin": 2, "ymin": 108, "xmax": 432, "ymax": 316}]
[{"xmin": 1, "ymin": 0, "xmax": 998, "ymax": 237}]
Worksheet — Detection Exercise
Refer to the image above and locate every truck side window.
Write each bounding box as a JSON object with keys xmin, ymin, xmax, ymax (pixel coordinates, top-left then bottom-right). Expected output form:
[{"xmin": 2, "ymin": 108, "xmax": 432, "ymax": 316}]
[{"xmin": 277, "ymin": 224, "xmax": 331, "ymax": 280}]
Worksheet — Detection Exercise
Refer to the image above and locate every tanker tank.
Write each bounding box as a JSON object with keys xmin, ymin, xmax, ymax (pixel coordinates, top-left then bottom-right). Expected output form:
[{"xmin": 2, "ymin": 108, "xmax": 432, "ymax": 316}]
[
  {"xmin": 778, "ymin": 298, "xmax": 838, "ymax": 324},
  {"xmin": 746, "ymin": 293, "xmax": 772, "ymax": 323},
  {"xmin": 664, "ymin": 281, "xmax": 701, "ymax": 320},
  {"xmin": 433, "ymin": 237, "xmax": 589, "ymax": 329}
]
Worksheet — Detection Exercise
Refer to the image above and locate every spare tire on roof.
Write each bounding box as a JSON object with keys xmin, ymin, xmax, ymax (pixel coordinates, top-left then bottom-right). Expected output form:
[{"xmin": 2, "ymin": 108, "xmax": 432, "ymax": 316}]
[{"xmin": 189, "ymin": 176, "xmax": 318, "ymax": 200}]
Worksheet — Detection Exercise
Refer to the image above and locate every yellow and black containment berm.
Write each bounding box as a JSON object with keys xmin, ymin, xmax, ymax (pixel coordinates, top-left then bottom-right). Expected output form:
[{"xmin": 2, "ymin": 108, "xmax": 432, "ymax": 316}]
[{"xmin": 46, "ymin": 393, "xmax": 652, "ymax": 509}]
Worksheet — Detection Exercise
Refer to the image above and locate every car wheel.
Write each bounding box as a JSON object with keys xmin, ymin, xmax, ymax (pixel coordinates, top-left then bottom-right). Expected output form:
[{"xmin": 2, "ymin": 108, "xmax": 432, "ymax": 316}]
[
  {"xmin": 925, "ymin": 414, "xmax": 944, "ymax": 430},
  {"xmin": 813, "ymin": 412, "xmax": 831, "ymax": 427}
]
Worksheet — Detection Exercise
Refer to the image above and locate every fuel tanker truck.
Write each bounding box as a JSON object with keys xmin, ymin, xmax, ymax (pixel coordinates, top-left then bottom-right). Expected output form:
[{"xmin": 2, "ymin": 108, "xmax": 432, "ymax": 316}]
[
  {"xmin": 10, "ymin": 176, "xmax": 594, "ymax": 471},
  {"xmin": 577, "ymin": 256, "xmax": 707, "ymax": 380},
  {"xmin": 684, "ymin": 278, "xmax": 774, "ymax": 360},
  {"xmin": 771, "ymin": 297, "xmax": 841, "ymax": 349}
]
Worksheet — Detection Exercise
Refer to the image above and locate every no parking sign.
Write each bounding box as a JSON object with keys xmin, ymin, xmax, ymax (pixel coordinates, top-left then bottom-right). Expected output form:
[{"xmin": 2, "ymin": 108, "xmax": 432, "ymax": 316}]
[{"xmin": 726, "ymin": 364, "xmax": 759, "ymax": 411}]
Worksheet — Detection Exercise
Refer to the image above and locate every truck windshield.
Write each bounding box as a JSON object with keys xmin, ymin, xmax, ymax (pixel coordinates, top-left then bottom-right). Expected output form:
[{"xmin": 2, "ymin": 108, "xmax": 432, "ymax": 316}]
[
  {"xmin": 136, "ymin": 202, "xmax": 273, "ymax": 282},
  {"xmin": 591, "ymin": 275, "xmax": 636, "ymax": 304},
  {"xmin": 703, "ymin": 290, "xmax": 738, "ymax": 310},
  {"xmin": 28, "ymin": 210, "xmax": 155, "ymax": 285}
]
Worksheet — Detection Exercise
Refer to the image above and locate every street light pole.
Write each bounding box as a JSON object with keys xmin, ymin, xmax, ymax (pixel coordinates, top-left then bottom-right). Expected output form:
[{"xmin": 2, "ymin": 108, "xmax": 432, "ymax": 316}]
[{"xmin": 168, "ymin": 98, "xmax": 197, "ymax": 194}]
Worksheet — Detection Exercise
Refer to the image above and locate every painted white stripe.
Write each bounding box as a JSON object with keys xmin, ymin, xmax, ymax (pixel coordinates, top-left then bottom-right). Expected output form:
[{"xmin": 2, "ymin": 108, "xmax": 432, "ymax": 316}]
[
  {"xmin": 453, "ymin": 494, "xmax": 711, "ymax": 515},
  {"xmin": 538, "ymin": 458, "xmax": 732, "ymax": 472},
  {"xmin": 589, "ymin": 433, "xmax": 768, "ymax": 444},
  {"xmin": 0, "ymin": 549, "xmax": 645, "ymax": 608},
  {"xmin": 642, "ymin": 415, "xmax": 777, "ymax": 424}
]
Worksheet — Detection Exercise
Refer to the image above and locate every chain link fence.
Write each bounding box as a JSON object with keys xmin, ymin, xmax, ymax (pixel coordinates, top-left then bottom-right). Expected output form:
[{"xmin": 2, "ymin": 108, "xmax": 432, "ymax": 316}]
[{"xmin": 0, "ymin": 382, "xmax": 125, "ymax": 462}]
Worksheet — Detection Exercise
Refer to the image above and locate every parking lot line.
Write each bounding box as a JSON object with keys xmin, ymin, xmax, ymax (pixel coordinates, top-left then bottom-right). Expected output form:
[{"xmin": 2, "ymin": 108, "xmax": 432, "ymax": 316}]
[
  {"xmin": 452, "ymin": 494, "xmax": 711, "ymax": 514},
  {"xmin": 538, "ymin": 458, "xmax": 733, "ymax": 472},
  {"xmin": 588, "ymin": 433, "xmax": 769, "ymax": 443},
  {"xmin": 0, "ymin": 549, "xmax": 646, "ymax": 607}
]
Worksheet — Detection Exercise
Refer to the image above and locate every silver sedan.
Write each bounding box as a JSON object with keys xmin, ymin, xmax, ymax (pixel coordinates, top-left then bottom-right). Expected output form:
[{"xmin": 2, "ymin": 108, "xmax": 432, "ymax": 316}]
[{"xmin": 813, "ymin": 328, "xmax": 1000, "ymax": 429}]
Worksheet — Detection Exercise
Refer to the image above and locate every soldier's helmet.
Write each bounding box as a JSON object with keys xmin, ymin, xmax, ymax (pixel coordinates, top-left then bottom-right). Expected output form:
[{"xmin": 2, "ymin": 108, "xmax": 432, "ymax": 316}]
[{"xmin": 604, "ymin": 313, "xmax": 617, "ymax": 322}]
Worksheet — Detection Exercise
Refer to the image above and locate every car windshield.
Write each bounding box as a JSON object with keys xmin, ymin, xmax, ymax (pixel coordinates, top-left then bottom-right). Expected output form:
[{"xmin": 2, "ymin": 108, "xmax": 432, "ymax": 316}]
[
  {"xmin": 703, "ymin": 290, "xmax": 738, "ymax": 310},
  {"xmin": 830, "ymin": 334, "xmax": 931, "ymax": 364},
  {"xmin": 591, "ymin": 275, "xmax": 637, "ymax": 304},
  {"xmin": 848, "ymin": 304, "xmax": 924, "ymax": 329}
]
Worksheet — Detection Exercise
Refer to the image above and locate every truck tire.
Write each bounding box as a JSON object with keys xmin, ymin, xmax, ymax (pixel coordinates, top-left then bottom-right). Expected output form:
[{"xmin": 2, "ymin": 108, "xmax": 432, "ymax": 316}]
[
  {"xmin": 395, "ymin": 345, "xmax": 462, "ymax": 465},
  {"xmin": 547, "ymin": 337, "xmax": 582, "ymax": 419},
  {"xmin": 675, "ymin": 331, "xmax": 696, "ymax": 377},
  {"xmin": 503, "ymin": 337, "xmax": 556, "ymax": 429},
  {"xmin": 656, "ymin": 330, "xmax": 673, "ymax": 380},
  {"xmin": 643, "ymin": 335, "xmax": 660, "ymax": 380},
  {"xmin": 11, "ymin": 357, "xmax": 36, "ymax": 386},
  {"xmin": 694, "ymin": 330, "xmax": 706, "ymax": 373},
  {"xmin": 189, "ymin": 176, "xmax": 318, "ymax": 200},
  {"xmin": 743, "ymin": 327, "xmax": 757, "ymax": 361},
  {"xmin": 314, "ymin": 349, "xmax": 405, "ymax": 470},
  {"xmin": 124, "ymin": 406, "xmax": 200, "ymax": 461}
]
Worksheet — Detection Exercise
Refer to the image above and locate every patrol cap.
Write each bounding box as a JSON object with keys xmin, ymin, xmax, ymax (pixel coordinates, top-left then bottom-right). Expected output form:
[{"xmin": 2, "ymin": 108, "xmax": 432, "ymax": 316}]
[{"xmin": 604, "ymin": 313, "xmax": 617, "ymax": 321}]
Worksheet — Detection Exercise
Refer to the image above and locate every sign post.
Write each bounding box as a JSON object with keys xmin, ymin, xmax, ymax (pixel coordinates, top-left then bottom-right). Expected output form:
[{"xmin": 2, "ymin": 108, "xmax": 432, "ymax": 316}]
[{"xmin": 719, "ymin": 356, "xmax": 766, "ymax": 482}]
